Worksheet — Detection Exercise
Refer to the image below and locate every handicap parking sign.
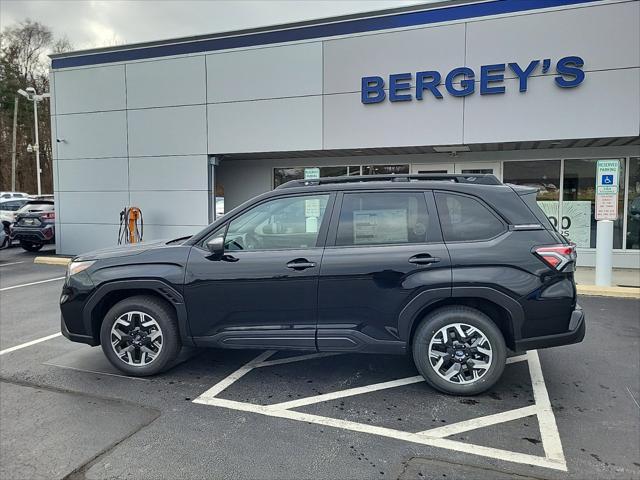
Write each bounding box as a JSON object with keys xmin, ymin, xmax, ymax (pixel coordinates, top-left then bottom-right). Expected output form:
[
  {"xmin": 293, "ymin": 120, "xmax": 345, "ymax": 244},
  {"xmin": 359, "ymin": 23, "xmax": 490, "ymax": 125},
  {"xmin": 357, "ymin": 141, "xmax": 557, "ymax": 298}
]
[{"xmin": 601, "ymin": 174, "xmax": 614, "ymax": 185}]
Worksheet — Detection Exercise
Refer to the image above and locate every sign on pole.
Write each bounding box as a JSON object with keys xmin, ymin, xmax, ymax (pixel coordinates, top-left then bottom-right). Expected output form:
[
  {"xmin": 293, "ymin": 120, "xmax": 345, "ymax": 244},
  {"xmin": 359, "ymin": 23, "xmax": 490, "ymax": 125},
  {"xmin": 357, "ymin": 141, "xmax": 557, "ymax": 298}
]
[
  {"xmin": 304, "ymin": 168, "xmax": 320, "ymax": 180},
  {"xmin": 595, "ymin": 159, "xmax": 619, "ymax": 220}
]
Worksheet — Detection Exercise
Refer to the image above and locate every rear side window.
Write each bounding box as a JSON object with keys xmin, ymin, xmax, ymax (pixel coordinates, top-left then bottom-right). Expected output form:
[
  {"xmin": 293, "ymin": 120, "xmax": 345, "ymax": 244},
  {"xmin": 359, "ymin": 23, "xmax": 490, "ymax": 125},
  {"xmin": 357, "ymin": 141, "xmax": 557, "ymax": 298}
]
[
  {"xmin": 519, "ymin": 191, "xmax": 555, "ymax": 230},
  {"xmin": 336, "ymin": 192, "xmax": 429, "ymax": 246},
  {"xmin": 435, "ymin": 192, "xmax": 505, "ymax": 242}
]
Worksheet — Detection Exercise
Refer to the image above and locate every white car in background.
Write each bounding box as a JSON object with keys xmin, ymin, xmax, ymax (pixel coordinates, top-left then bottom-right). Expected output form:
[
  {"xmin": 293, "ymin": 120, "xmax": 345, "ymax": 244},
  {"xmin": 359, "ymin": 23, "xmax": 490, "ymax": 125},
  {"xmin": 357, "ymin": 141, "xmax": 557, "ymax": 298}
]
[
  {"xmin": 0, "ymin": 198, "xmax": 30, "ymax": 224},
  {"xmin": 0, "ymin": 191, "xmax": 30, "ymax": 200}
]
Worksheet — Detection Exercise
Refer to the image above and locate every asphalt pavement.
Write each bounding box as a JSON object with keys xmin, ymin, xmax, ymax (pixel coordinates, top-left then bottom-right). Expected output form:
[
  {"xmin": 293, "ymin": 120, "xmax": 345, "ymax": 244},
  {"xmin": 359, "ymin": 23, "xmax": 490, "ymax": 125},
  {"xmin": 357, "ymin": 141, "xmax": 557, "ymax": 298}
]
[{"xmin": 1, "ymin": 245, "xmax": 639, "ymax": 480}]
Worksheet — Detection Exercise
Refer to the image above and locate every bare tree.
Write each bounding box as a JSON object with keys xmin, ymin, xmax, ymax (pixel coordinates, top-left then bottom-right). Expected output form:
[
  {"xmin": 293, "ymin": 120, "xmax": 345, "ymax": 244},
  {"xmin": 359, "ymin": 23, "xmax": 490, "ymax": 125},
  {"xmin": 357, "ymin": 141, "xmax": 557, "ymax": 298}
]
[
  {"xmin": 0, "ymin": 19, "xmax": 72, "ymax": 194},
  {"xmin": 2, "ymin": 19, "xmax": 53, "ymax": 83}
]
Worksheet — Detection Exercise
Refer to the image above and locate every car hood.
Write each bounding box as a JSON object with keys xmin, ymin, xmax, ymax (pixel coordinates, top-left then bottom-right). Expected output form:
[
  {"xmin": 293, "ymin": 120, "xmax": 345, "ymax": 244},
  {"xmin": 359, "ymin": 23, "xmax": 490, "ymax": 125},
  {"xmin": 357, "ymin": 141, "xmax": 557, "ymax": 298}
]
[{"xmin": 74, "ymin": 238, "xmax": 183, "ymax": 261}]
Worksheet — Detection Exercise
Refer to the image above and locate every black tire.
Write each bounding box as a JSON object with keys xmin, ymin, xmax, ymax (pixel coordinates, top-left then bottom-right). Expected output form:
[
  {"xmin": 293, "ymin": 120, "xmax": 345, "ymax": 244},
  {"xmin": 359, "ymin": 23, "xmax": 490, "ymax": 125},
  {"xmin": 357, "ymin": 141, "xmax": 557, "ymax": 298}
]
[
  {"xmin": 20, "ymin": 241, "xmax": 43, "ymax": 252},
  {"xmin": 100, "ymin": 295, "xmax": 181, "ymax": 376},
  {"xmin": 412, "ymin": 306, "xmax": 506, "ymax": 396}
]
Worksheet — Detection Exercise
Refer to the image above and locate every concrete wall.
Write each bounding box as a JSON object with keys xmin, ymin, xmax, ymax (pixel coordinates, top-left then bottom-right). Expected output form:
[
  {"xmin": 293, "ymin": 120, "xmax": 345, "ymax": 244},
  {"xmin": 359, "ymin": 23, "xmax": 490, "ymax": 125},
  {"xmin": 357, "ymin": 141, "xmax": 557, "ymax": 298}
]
[
  {"xmin": 50, "ymin": 0, "xmax": 640, "ymax": 254},
  {"xmin": 52, "ymin": 60, "xmax": 209, "ymax": 254}
]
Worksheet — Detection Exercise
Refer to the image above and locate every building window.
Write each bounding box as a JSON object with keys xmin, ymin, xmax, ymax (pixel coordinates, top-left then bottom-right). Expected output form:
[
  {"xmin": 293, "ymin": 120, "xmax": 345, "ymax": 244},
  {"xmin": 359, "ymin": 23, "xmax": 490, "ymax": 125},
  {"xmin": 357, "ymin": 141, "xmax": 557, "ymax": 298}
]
[
  {"xmin": 627, "ymin": 157, "xmax": 640, "ymax": 250},
  {"xmin": 562, "ymin": 159, "xmax": 625, "ymax": 249},
  {"xmin": 274, "ymin": 166, "xmax": 351, "ymax": 187},
  {"xmin": 362, "ymin": 164, "xmax": 410, "ymax": 175},
  {"xmin": 504, "ymin": 160, "xmax": 564, "ymax": 237},
  {"xmin": 273, "ymin": 164, "xmax": 408, "ymax": 188},
  {"xmin": 503, "ymin": 160, "xmax": 561, "ymax": 201}
]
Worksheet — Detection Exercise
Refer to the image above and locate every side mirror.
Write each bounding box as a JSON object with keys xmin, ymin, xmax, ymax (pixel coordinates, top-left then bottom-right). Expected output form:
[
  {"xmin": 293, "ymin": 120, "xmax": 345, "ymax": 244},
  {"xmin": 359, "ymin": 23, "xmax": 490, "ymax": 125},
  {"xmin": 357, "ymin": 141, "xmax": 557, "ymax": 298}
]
[{"xmin": 205, "ymin": 236, "xmax": 225, "ymax": 259}]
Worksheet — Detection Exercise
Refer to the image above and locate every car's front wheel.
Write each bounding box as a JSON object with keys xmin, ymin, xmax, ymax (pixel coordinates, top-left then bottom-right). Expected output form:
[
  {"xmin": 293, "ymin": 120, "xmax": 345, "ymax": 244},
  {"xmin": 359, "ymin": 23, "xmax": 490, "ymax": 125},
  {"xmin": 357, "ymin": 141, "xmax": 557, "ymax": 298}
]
[
  {"xmin": 20, "ymin": 241, "xmax": 43, "ymax": 252},
  {"xmin": 412, "ymin": 306, "xmax": 506, "ymax": 396},
  {"xmin": 100, "ymin": 296, "xmax": 181, "ymax": 376}
]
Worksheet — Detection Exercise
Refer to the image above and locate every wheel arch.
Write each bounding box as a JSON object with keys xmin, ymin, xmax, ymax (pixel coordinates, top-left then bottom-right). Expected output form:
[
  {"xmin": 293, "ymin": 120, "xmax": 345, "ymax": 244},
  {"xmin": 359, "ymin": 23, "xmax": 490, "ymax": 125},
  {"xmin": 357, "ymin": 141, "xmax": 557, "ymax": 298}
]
[
  {"xmin": 82, "ymin": 280, "xmax": 192, "ymax": 346},
  {"xmin": 399, "ymin": 287, "xmax": 524, "ymax": 350}
]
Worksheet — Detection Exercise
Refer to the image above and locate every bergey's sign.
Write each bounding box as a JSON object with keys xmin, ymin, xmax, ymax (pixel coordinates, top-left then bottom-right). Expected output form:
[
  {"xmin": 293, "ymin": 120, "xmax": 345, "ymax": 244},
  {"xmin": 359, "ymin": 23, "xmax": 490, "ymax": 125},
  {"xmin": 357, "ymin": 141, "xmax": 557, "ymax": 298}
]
[{"xmin": 361, "ymin": 56, "xmax": 585, "ymax": 104}]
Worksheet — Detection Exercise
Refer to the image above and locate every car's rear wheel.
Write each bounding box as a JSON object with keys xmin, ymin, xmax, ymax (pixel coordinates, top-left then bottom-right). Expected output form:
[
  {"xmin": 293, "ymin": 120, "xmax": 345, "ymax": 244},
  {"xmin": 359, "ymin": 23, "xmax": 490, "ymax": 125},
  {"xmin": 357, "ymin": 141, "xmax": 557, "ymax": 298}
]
[
  {"xmin": 412, "ymin": 306, "xmax": 506, "ymax": 396},
  {"xmin": 20, "ymin": 241, "xmax": 43, "ymax": 252},
  {"xmin": 100, "ymin": 296, "xmax": 181, "ymax": 376}
]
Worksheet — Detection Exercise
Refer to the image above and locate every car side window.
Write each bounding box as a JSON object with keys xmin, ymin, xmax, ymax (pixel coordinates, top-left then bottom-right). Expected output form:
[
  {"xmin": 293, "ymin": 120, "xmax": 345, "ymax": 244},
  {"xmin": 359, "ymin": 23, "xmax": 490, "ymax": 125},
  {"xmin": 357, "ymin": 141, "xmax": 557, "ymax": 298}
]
[
  {"xmin": 2, "ymin": 201, "xmax": 21, "ymax": 211},
  {"xmin": 435, "ymin": 192, "xmax": 506, "ymax": 242},
  {"xmin": 336, "ymin": 192, "xmax": 429, "ymax": 246},
  {"xmin": 222, "ymin": 194, "xmax": 330, "ymax": 251}
]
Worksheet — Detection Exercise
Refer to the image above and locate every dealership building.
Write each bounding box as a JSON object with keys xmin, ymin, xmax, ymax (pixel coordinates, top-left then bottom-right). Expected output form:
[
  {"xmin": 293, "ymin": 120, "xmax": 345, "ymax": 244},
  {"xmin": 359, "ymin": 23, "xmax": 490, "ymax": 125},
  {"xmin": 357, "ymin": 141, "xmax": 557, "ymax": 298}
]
[{"xmin": 49, "ymin": 0, "xmax": 639, "ymax": 267}]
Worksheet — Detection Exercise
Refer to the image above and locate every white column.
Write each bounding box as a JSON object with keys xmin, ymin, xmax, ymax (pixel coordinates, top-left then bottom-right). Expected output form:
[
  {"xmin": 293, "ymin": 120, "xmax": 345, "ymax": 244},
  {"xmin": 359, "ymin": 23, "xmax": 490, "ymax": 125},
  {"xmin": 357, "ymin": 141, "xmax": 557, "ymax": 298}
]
[{"xmin": 594, "ymin": 220, "xmax": 614, "ymax": 286}]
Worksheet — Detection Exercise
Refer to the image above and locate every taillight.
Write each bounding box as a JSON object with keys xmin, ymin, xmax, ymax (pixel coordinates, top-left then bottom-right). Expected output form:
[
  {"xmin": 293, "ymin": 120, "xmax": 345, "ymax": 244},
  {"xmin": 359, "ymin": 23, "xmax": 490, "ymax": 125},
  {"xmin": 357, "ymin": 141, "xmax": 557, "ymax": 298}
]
[
  {"xmin": 534, "ymin": 244, "xmax": 576, "ymax": 270},
  {"xmin": 41, "ymin": 212, "xmax": 55, "ymax": 220}
]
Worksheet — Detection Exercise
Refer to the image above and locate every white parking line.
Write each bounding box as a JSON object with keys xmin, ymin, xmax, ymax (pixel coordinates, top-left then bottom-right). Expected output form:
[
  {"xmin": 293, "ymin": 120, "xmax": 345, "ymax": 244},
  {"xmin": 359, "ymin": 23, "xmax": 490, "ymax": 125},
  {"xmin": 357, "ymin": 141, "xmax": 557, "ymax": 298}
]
[
  {"xmin": 0, "ymin": 261, "xmax": 25, "ymax": 268},
  {"xmin": 416, "ymin": 405, "xmax": 539, "ymax": 438},
  {"xmin": 0, "ymin": 333, "xmax": 62, "ymax": 356},
  {"xmin": 195, "ymin": 395, "xmax": 565, "ymax": 471},
  {"xmin": 267, "ymin": 376, "xmax": 424, "ymax": 411},
  {"xmin": 527, "ymin": 350, "xmax": 566, "ymax": 465},
  {"xmin": 193, "ymin": 348, "xmax": 568, "ymax": 472},
  {"xmin": 0, "ymin": 276, "xmax": 65, "ymax": 292},
  {"xmin": 506, "ymin": 354, "xmax": 528, "ymax": 364},
  {"xmin": 198, "ymin": 350, "xmax": 276, "ymax": 400}
]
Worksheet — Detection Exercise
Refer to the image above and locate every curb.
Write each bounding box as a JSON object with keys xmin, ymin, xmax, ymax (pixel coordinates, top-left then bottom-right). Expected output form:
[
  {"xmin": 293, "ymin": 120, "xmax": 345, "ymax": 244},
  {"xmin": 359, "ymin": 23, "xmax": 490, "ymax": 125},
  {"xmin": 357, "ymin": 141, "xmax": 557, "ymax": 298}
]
[
  {"xmin": 577, "ymin": 285, "xmax": 640, "ymax": 299},
  {"xmin": 34, "ymin": 256, "xmax": 72, "ymax": 266}
]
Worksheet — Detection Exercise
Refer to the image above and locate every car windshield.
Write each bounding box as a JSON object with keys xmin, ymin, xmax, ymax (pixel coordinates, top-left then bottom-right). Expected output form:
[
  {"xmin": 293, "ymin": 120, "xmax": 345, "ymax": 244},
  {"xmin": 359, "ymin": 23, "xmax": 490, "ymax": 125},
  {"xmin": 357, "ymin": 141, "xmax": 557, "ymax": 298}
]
[{"xmin": 17, "ymin": 201, "xmax": 54, "ymax": 213}]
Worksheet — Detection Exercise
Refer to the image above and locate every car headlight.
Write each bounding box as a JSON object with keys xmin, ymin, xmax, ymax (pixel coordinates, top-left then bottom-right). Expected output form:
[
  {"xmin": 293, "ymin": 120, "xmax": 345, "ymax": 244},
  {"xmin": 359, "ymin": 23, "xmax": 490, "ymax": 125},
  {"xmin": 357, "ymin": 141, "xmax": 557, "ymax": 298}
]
[{"xmin": 67, "ymin": 260, "xmax": 95, "ymax": 277}]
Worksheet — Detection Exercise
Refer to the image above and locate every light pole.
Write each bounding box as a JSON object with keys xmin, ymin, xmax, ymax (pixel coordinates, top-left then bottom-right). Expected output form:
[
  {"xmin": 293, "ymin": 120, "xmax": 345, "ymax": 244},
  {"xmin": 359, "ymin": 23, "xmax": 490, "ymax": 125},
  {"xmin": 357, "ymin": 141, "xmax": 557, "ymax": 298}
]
[{"xmin": 18, "ymin": 87, "xmax": 50, "ymax": 196}]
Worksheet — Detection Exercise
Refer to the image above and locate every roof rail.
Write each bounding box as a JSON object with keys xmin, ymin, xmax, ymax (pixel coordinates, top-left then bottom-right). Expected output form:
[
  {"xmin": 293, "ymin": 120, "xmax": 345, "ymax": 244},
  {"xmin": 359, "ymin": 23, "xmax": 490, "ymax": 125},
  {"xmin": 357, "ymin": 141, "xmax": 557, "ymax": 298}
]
[{"xmin": 276, "ymin": 173, "xmax": 502, "ymax": 189}]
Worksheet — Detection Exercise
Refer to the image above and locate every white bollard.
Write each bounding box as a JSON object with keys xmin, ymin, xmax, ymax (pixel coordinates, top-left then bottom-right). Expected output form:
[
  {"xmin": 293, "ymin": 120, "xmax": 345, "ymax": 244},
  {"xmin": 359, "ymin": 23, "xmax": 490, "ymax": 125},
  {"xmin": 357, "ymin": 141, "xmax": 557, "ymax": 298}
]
[{"xmin": 594, "ymin": 220, "xmax": 614, "ymax": 286}]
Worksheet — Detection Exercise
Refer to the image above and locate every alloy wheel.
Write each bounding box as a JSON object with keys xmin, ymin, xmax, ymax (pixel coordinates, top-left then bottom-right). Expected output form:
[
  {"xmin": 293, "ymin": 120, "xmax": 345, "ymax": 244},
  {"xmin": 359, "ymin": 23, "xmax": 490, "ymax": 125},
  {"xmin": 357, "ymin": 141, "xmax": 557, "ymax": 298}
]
[
  {"xmin": 428, "ymin": 322, "xmax": 493, "ymax": 384},
  {"xmin": 110, "ymin": 311, "xmax": 163, "ymax": 366}
]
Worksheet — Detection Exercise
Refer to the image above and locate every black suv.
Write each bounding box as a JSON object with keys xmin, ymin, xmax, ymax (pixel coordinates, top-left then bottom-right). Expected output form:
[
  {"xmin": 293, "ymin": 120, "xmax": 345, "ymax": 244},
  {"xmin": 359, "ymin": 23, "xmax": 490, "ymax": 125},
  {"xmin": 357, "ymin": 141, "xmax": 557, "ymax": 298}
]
[
  {"xmin": 12, "ymin": 199, "xmax": 56, "ymax": 251},
  {"xmin": 60, "ymin": 174, "xmax": 585, "ymax": 395}
]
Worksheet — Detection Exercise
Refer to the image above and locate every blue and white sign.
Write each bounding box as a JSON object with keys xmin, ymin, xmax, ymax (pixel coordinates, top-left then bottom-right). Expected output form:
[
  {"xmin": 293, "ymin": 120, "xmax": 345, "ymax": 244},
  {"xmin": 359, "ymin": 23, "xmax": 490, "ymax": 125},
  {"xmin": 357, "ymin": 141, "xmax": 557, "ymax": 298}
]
[
  {"xmin": 361, "ymin": 56, "xmax": 585, "ymax": 104},
  {"xmin": 601, "ymin": 174, "xmax": 614, "ymax": 185},
  {"xmin": 595, "ymin": 159, "xmax": 620, "ymax": 220}
]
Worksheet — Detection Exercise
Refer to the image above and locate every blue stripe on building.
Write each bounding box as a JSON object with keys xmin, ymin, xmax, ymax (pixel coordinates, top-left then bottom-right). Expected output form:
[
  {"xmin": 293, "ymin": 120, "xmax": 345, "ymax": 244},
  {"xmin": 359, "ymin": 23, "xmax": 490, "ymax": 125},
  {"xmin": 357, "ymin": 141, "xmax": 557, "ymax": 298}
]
[{"xmin": 52, "ymin": 0, "xmax": 597, "ymax": 69}]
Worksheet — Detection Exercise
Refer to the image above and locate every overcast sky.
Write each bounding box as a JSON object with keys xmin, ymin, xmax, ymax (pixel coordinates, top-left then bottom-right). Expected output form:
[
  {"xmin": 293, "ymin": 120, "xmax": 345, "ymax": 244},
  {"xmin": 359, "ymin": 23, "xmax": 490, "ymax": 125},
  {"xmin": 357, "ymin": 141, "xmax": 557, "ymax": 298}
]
[{"xmin": 1, "ymin": 0, "xmax": 431, "ymax": 52}]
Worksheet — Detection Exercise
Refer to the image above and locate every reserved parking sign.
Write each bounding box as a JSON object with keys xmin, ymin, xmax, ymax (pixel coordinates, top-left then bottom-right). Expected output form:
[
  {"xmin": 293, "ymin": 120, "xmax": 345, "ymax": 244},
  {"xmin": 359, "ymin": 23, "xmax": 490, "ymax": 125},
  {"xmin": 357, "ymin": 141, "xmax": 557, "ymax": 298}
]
[{"xmin": 595, "ymin": 159, "xmax": 620, "ymax": 220}]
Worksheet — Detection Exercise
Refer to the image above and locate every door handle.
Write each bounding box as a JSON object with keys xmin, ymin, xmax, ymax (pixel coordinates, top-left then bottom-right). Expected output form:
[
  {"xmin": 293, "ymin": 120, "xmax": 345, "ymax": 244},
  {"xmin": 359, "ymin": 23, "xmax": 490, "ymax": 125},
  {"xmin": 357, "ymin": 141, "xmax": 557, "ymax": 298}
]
[
  {"xmin": 408, "ymin": 254, "xmax": 440, "ymax": 265},
  {"xmin": 287, "ymin": 259, "xmax": 317, "ymax": 270}
]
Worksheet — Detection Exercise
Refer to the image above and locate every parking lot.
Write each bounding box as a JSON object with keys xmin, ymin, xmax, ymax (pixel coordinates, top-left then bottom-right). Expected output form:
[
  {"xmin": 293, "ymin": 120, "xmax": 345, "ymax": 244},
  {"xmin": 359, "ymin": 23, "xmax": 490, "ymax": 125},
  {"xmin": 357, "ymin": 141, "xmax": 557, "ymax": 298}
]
[{"xmin": 1, "ymin": 245, "xmax": 639, "ymax": 480}]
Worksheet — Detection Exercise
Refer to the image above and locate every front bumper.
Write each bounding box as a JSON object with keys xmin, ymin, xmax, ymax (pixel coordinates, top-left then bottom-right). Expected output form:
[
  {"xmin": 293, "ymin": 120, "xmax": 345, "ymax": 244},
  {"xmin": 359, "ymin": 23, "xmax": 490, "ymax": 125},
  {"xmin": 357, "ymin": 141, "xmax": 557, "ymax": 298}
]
[
  {"xmin": 61, "ymin": 314, "xmax": 97, "ymax": 346},
  {"xmin": 514, "ymin": 305, "xmax": 585, "ymax": 351},
  {"xmin": 60, "ymin": 271, "xmax": 98, "ymax": 346}
]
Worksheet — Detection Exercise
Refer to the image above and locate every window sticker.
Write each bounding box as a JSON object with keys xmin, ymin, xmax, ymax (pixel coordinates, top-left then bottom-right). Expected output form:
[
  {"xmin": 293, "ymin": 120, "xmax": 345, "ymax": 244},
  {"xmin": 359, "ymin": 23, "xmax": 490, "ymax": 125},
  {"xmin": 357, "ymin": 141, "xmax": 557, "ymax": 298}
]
[
  {"xmin": 305, "ymin": 199, "xmax": 321, "ymax": 218},
  {"xmin": 353, "ymin": 209, "xmax": 408, "ymax": 244}
]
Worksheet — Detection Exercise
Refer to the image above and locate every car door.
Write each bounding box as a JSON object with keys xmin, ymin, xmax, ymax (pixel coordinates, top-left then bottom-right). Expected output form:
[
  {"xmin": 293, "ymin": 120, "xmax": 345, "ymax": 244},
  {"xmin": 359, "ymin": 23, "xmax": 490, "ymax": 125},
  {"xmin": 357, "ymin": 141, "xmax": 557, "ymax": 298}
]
[
  {"xmin": 184, "ymin": 192, "xmax": 335, "ymax": 350},
  {"xmin": 316, "ymin": 190, "xmax": 451, "ymax": 352}
]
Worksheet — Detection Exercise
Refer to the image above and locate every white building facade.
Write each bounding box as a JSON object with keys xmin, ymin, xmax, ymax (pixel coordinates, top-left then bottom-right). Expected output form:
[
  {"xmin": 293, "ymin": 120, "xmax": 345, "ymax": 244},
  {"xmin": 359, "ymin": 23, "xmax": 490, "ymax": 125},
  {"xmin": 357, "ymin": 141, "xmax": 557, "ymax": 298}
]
[{"xmin": 49, "ymin": 0, "xmax": 640, "ymax": 268}]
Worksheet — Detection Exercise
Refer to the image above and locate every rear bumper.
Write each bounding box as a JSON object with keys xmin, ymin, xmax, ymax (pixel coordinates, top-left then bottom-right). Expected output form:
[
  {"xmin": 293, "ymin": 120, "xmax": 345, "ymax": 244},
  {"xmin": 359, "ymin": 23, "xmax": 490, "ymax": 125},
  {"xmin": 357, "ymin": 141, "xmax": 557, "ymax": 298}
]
[
  {"xmin": 12, "ymin": 225, "xmax": 55, "ymax": 243},
  {"xmin": 514, "ymin": 306, "xmax": 585, "ymax": 351}
]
